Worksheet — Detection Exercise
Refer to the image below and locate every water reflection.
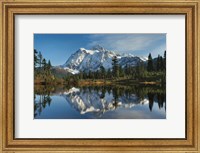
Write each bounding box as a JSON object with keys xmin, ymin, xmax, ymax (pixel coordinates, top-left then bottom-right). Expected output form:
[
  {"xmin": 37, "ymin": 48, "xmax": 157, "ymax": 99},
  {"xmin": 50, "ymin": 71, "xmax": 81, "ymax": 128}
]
[
  {"xmin": 34, "ymin": 87, "xmax": 52, "ymax": 118},
  {"xmin": 34, "ymin": 85, "xmax": 166, "ymax": 119}
]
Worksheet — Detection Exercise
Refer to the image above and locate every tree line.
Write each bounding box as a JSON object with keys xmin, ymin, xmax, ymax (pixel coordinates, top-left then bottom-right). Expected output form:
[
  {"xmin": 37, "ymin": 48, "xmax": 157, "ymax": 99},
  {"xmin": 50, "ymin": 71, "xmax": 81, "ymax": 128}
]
[
  {"xmin": 34, "ymin": 48, "xmax": 166, "ymax": 85},
  {"xmin": 147, "ymin": 51, "xmax": 166, "ymax": 72},
  {"xmin": 66, "ymin": 51, "xmax": 166, "ymax": 83},
  {"xmin": 34, "ymin": 49, "xmax": 53, "ymax": 84}
]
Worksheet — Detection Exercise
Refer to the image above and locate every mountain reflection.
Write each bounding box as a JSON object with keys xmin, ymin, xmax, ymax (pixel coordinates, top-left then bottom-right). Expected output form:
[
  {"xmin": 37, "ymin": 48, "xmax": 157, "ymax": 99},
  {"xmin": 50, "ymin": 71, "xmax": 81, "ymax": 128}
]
[{"xmin": 34, "ymin": 85, "xmax": 166, "ymax": 119}]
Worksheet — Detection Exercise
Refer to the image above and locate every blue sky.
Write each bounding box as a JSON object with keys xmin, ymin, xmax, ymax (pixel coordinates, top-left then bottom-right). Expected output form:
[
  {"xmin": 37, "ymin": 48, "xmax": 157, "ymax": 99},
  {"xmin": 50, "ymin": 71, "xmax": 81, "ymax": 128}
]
[{"xmin": 34, "ymin": 34, "xmax": 166, "ymax": 66}]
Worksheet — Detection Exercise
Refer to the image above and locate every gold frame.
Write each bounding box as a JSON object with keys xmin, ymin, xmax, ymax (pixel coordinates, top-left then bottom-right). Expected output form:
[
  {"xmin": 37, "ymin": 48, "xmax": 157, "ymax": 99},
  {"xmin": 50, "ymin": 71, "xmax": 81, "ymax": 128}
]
[{"xmin": 0, "ymin": 0, "xmax": 200, "ymax": 152}]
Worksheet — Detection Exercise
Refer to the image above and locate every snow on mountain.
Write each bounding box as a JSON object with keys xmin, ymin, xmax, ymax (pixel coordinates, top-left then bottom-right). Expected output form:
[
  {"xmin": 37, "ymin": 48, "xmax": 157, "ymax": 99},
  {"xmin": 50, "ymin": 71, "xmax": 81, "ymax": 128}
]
[
  {"xmin": 62, "ymin": 67, "xmax": 79, "ymax": 74},
  {"xmin": 140, "ymin": 56, "xmax": 148, "ymax": 61},
  {"xmin": 58, "ymin": 45, "xmax": 147, "ymax": 74},
  {"xmin": 91, "ymin": 44, "xmax": 106, "ymax": 52}
]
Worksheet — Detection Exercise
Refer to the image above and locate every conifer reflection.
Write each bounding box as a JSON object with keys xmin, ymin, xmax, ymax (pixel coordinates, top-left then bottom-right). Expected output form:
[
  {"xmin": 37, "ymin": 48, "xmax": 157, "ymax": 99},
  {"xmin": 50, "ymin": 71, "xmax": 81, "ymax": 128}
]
[{"xmin": 34, "ymin": 85, "xmax": 166, "ymax": 117}]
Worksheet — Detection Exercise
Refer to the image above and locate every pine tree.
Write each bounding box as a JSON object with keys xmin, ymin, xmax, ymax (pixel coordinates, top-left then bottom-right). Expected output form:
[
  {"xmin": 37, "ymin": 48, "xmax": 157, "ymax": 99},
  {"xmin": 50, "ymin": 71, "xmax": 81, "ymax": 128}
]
[
  {"xmin": 100, "ymin": 66, "xmax": 106, "ymax": 79},
  {"xmin": 147, "ymin": 53, "xmax": 153, "ymax": 72},
  {"xmin": 88, "ymin": 70, "xmax": 92, "ymax": 79},
  {"xmin": 140, "ymin": 62, "xmax": 146, "ymax": 78},
  {"xmin": 42, "ymin": 58, "xmax": 47, "ymax": 81},
  {"xmin": 47, "ymin": 60, "xmax": 52, "ymax": 74},
  {"xmin": 112, "ymin": 56, "xmax": 119, "ymax": 78},
  {"xmin": 83, "ymin": 71, "xmax": 87, "ymax": 79},
  {"xmin": 119, "ymin": 65, "xmax": 124, "ymax": 77},
  {"xmin": 38, "ymin": 51, "xmax": 43, "ymax": 69},
  {"xmin": 160, "ymin": 56, "xmax": 164, "ymax": 71},
  {"xmin": 106, "ymin": 68, "xmax": 112, "ymax": 78},
  {"xmin": 164, "ymin": 50, "xmax": 166, "ymax": 70},
  {"xmin": 42, "ymin": 58, "xmax": 47, "ymax": 69},
  {"xmin": 47, "ymin": 60, "xmax": 51, "ymax": 68},
  {"xmin": 46, "ymin": 60, "xmax": 52, "ymax": 81},
  {"xmin": 156, "ymin": 55, "xmax": 160, "ymax": 71},
  {"xmin": 34, "ymin": 49, "xmax": 38, "ymax": 68},
  {"xmin": 136, "ymin": 63, "xmax": 141, "ymax": 78},
  {"xmin": 79, "ymin": 71, "xmax": 83, "ymax": 80},
  {"xmin": 124, "ymin": 64, "xmax": 129, "ymax": 75},
  {"xmin": 95, "ymin": 70, "xmax": 100, "ymax": 79}
]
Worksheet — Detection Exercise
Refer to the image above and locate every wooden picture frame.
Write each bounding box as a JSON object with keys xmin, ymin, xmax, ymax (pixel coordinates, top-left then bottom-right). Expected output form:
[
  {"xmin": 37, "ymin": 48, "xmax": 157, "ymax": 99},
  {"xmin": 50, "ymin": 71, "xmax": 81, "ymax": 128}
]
[{"xmin": 0, "ymin": 0, "xmax": 199, "ymax": 152}]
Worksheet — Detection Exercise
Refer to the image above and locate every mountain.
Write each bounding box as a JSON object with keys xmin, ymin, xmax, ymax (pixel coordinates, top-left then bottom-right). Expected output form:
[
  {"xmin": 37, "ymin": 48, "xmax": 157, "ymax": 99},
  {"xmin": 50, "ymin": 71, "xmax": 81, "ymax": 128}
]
[{"xmin": 57, "ymin": 45, "xmax": 147, "ymax": 74}]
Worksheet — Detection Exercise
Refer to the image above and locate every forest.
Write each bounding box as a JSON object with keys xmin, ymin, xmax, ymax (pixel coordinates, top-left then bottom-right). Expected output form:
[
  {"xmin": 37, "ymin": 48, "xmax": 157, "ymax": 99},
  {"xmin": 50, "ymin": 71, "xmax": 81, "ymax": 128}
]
[{"xmin": 34, "ymin": 49, "xmax": 166, "ymax": 86}]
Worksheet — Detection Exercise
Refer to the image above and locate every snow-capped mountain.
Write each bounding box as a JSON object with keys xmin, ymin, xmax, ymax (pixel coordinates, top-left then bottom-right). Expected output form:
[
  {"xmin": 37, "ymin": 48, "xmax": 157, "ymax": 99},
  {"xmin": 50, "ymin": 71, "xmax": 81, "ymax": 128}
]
[{"xmin": 58, "ymin": 45, "xmax": 147, "ymax": 74}]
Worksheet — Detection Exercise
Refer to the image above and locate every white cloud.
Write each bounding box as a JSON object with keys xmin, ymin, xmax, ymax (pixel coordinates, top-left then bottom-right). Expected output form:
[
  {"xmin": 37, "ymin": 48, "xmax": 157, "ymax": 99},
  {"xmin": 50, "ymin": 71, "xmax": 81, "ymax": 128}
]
[{"xmin": 87, "ymin": 34, "xmax": 166, "ymax": 57}]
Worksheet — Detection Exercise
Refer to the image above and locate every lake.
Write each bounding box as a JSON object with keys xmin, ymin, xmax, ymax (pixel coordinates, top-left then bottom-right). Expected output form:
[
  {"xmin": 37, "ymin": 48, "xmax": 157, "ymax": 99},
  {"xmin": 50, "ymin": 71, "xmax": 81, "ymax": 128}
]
[{"xmin": 34, "ymin": 85, "xmax": 166, "ymax": 119}]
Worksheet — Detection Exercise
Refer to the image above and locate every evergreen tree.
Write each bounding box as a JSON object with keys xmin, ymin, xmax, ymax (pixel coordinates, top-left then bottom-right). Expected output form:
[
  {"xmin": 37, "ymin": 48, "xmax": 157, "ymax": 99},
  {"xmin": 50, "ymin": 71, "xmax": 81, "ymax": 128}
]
[
  {"xmin": 136, "ymin": 63, "xmax": 141, "ymax": 78},
  {"xmin": 42, "ymin": 58, "xmax": 47, "ymax": 69},
  {"xmin": 156, "ymin": 55, "xmax": 164, "ymax": 71},
  {"xmin": 34, "ymin": 49, "xmax": 38, "ymax": 68},
  {"xmin": 42, "ymin": 58, "xmax": 47, "ymax": 81},
  {"xmin": 124, "ymin": 64, "xmax": 129, "ymax": 75},
  {"xmin": 112, "ymin": 56, "xmax": 119, "ymax": 78},
  {"xmin": 83, "ymin": 71, "xmax": 87, "ymax": 79},
  {"xmin": 88, "ymin": 70, "xmax": 93, "ymax": 79},
  {"xmin": 100, "ymin": 66, "xmax": 106, "ymax": 79},
  {"xmin": 147, "ymin": 53, "xmax": 153, "ymax": 72},
  {"xmin": 95, "ymin": 70, "xmax": 100, "ymax": 79},
  {"xmin": 136, "ymin": 62, "xmax": 145, "ymax": 78},
  {"xmin": 46, "ymin": 60, "xmax": 52, "ymax": 81},
  {"xmin": 79, "ymin": 71, "xmax": 83, "ymax": 80},
  {"xmin": 119, "ymin": 65, "xmax": 124, "ymax": 77},
  {"xmin": 160, "ymin": 56, "xmax": 164, "ymax": 71},
  {"xmin": 106, "ymin": 68, "xmax": 112, "ymax": 78},
  {"xmin": 140, "ymin": 62, "xmax": 146, "ymax": 78},
  {"xmin": 164, "ymin": 50, "xmax": 166, "ymax": 70},
  {"xmin": 38, "ymin": 51, "xmax": 43, "ymax": 69},
  {"xmin": 47, "ymin": 60, "xmax": 52, "ymax": 74},
  {"xmin": 156, "ymin": 55, "xmax": 160, "ymax": 71},
  {"xmin": 47, "ymin": 60, "xmax": 51, "ymax": 69}
]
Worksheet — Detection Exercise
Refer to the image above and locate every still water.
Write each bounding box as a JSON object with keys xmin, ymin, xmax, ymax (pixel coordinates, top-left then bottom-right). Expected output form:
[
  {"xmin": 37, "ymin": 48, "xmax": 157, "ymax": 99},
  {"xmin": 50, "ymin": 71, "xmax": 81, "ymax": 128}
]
[{"xmin": 34, "ymin": 85, "xmax": 166, "ymax": 119}]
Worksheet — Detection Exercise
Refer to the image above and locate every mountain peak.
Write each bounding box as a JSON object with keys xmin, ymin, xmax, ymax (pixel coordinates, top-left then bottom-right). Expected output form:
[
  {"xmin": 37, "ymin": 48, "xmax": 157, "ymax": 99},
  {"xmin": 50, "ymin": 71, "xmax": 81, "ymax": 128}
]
[
  {"xmin": 59, "ymin": 46, "xmax": 147, "ymax": 74},
  {"xmin": 79, "ymin": 48, "xmax": 86, "ymax": 51},
  {"xmin": 91, "ymin": 44, "xmax": 105, "ymax": 52}
]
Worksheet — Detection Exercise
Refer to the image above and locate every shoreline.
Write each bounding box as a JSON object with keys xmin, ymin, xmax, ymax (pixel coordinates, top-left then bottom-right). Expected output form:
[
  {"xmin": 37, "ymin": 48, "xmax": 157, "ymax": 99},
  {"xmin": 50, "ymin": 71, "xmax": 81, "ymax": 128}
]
[{"xmin": 34, "ymin": 79, "xmax": 162, "ymax": 86}]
